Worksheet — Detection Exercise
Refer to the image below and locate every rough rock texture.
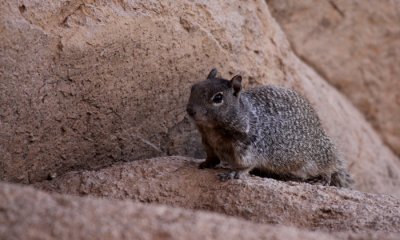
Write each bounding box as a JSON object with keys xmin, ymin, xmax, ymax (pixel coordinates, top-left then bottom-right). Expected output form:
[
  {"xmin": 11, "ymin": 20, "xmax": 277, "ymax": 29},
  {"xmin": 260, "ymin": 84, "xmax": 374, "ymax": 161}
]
[
  {"xmin": 2, "ymin": 1, "xmax": 400, "ymax": 239},
  {"xmin": 267, "ymin": 0, "xmax": 400, "ymax": 156},
  {"xmin": 1, "ymin": 0, "xmax": 400, "ymax": 198},
  {"xmin": 35, "ymin": 157, "xmax": 400, "ymax": 233},
  {"xmin": 0, "ymin": 182, "xmax": 348, "ymax": 240}
]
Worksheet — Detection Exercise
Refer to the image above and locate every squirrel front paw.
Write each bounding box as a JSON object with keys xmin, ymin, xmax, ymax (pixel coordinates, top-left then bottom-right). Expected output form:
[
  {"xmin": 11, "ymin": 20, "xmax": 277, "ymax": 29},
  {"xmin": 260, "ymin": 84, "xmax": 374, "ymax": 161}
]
[{"xmin": 198, "ymin": 159, "xmax": 219, "ymax": 169}]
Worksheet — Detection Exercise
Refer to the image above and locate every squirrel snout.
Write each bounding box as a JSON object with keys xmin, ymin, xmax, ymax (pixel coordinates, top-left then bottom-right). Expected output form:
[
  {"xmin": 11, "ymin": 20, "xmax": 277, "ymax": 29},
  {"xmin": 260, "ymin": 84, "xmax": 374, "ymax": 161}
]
[{"xmin": 186, "ymin": 106, "xmax": 196, "ymax": 117}]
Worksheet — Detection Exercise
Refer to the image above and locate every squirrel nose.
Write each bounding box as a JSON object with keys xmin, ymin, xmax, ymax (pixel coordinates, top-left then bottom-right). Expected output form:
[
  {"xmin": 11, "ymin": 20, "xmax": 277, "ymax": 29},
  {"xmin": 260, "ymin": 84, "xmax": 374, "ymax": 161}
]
[{"xmin": 186, "ymin": 107, "xmax": 196, "ymax": 117}]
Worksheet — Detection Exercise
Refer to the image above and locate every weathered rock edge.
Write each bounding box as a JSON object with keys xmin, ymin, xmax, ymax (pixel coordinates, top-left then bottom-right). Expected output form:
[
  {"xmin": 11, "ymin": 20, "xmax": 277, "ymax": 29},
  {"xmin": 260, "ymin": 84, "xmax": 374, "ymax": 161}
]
[
  {"xmin": 2, "ymin": 182, "xmax": 400, "ymax": 240},
  {"xmin": 0, "ymin": 182, "xmax": 370, "ymax": 240},
  {"xmin": 35, "ymin": 156, "xmax": 400, "ymax": 233}
]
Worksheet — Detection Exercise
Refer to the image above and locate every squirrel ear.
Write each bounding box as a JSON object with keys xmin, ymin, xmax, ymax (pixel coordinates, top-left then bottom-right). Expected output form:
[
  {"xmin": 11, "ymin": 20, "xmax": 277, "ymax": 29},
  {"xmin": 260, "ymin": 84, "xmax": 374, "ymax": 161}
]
[
  {"xmin": 207, "ymin": 68, "xmax": 218, "ymax": 79},
  {"xmin": 230, "ymin": 75, "xmax": 242, "ymax": 96}
]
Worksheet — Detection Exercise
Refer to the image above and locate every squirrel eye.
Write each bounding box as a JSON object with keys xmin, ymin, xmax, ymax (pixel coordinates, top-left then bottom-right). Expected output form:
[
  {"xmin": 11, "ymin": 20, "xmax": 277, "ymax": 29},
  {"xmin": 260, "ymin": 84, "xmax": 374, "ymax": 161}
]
[{"xmin": 212, "ymin": 92, "xmax": 224, "ymax": 104}]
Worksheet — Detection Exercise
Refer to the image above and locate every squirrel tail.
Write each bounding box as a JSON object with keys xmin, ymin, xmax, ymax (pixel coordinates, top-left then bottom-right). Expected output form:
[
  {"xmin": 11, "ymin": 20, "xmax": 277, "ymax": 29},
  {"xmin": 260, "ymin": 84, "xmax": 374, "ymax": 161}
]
[{"xmin": 331, "ymin": 168, "xmax": 354, "ymax": 188}]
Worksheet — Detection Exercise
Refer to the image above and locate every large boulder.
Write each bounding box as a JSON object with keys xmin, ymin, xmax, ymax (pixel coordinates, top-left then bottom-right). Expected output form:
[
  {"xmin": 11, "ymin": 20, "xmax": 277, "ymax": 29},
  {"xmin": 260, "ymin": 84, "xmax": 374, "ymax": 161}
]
[
  {"xmin": 35, "ymin": 156, "xmax": 400, "ymax": 233},
  {"xmin": 267, "ymin": 0, "xmax": 400, "ymax": 156},
  {"xmin": 1, "ymin": 0, "xmax": 399, "ymax": 198},
  {"xmin": 0, "ymin": 182, "xmax": 348, "ymax": 240}
]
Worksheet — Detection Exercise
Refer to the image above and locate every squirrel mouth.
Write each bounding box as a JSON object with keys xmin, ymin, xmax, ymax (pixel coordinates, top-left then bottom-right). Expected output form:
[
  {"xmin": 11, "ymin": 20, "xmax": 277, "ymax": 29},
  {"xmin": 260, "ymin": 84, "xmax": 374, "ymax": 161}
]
[
  {"xmin": 186, "ymin": 110, "xmax": 214, "ymax": 127},
  {"xmin": 192, "ymin": 118, "xmax": 214, "ymax": 128},
  {"xmin": 188, "ymin": 115, "xmax": 206, "ymax": 125},
  {"xmin": 191, "ymin": 117, "xmax": 204, "ymax": 124}
]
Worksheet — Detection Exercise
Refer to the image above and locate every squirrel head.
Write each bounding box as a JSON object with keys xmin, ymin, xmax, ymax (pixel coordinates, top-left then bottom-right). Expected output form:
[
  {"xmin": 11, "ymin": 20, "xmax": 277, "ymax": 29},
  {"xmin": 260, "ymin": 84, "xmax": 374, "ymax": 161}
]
[{"xmin": 186, "ymin": 68, "xmax": 244, "ymax": 129}]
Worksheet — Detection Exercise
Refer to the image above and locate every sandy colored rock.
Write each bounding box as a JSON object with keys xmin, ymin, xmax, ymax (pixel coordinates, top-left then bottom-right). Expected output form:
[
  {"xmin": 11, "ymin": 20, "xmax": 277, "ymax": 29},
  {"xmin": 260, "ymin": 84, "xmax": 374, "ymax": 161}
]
[
  {"xmin": 35, "ymin": 157, "xmax": 400, "ymax": 233},
  {"xmin": 2, "ymin": 1, "xmax": 400, "ymax": 239},
  {"xmin": 267, "ymin": 0, "xmax": 400, "ymax": 156},
  {"xmin": 1, "ymin": 182, "xmax": 375, "ymax": 240},
  {"xmin": 1, "ymin": 0, "xmax": 399, "ymax": 198}
]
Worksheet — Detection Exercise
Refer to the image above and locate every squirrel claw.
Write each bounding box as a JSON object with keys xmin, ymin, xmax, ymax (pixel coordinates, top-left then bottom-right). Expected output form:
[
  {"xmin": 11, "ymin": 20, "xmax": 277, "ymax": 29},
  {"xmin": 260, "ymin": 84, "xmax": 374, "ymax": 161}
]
[{"xmin": 217, "ymin": 171, "xmax": 239, "ymax": 181}]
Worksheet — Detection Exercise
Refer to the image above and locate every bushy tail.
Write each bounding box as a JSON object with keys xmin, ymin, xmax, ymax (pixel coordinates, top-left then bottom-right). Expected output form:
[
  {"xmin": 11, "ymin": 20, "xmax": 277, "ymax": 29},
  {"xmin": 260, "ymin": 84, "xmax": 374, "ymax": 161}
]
[{"xmin": 331, "ymin": 169, "xmax": 354, "ymax": 188}]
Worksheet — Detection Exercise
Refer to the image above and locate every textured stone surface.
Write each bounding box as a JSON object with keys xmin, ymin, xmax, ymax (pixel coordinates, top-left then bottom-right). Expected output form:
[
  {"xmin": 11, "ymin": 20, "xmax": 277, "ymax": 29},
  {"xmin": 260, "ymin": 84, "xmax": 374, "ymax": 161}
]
[
  {"xmin": 267, "ymin": 0, "xmax": 400, "ymax": 156},
  {"xmin": 0, "ymin": 182, "xmax": 345, "ymax": 240},
  {"xmin": 1, "ymin": 0, "xmax": 399, "ymax": 199},
  {"xmin": 35, "ymin": 157, "xmax": 400, "ymax": 232},
  {"xmin": 2, "ymin": 1, "xmax": 400, "ymax": 239}
]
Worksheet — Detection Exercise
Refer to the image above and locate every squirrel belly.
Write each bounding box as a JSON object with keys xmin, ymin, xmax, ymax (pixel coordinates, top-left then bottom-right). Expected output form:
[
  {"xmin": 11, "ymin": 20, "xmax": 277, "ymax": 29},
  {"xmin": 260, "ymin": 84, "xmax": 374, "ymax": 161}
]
[{"xmin": 187, "ymin": 68, "xmax": 353, "ymax": 188}]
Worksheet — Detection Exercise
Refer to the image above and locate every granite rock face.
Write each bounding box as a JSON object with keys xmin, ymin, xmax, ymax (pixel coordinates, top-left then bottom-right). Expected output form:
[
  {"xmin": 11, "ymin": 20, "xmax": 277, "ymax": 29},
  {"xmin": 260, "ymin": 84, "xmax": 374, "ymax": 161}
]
[
  {"xmin": 35, "ymin": 157, "xmax": 400, "ymax": 233},
  {"xmin": 0, "ymin": 183, "xmax": 343, "ymax": 240},
  {"xmin": 1, "ymin": 1, "xmax": 400, "ymax": 239},
  {"xmin": 267, "ymin": 0, "xmax": 400, "ymax": 156},
  {"xmin": 2, "ymin": 160, "xmax": 400, "ymax": 240},
  {"xmin": 0, "ymin": 157, "xmax": 400, "ymax": 240},
  {"xmin": 1, "ymin": 0, "xmax": 399, "ymax": 198}
]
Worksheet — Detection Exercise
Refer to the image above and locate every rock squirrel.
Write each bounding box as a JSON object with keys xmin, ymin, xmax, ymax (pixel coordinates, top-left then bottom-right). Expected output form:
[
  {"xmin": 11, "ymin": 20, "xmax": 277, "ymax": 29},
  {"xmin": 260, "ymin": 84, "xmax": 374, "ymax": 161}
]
[{"xmin": 186, "ymin": 68, "xmax": 353, "ymax": 188}]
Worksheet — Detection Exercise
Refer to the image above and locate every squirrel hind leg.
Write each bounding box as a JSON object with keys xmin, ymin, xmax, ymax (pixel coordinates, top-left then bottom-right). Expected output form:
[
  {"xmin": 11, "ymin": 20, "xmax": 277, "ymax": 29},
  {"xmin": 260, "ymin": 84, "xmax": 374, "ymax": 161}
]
[
  {"xmin": 330, "ymin": 170, "xmax": 354, "ymax": 188},
  {"xmin": 307, "ymin": 174, "xmax": 332, "ymax": 186}
]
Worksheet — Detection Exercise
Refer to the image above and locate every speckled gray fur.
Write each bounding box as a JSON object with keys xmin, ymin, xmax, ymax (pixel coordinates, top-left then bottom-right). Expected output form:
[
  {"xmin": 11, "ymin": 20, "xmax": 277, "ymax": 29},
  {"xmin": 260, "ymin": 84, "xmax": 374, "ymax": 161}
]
[{"xmin": 186, "ymin": 69, "xmax": 353, "ymax": 187}]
